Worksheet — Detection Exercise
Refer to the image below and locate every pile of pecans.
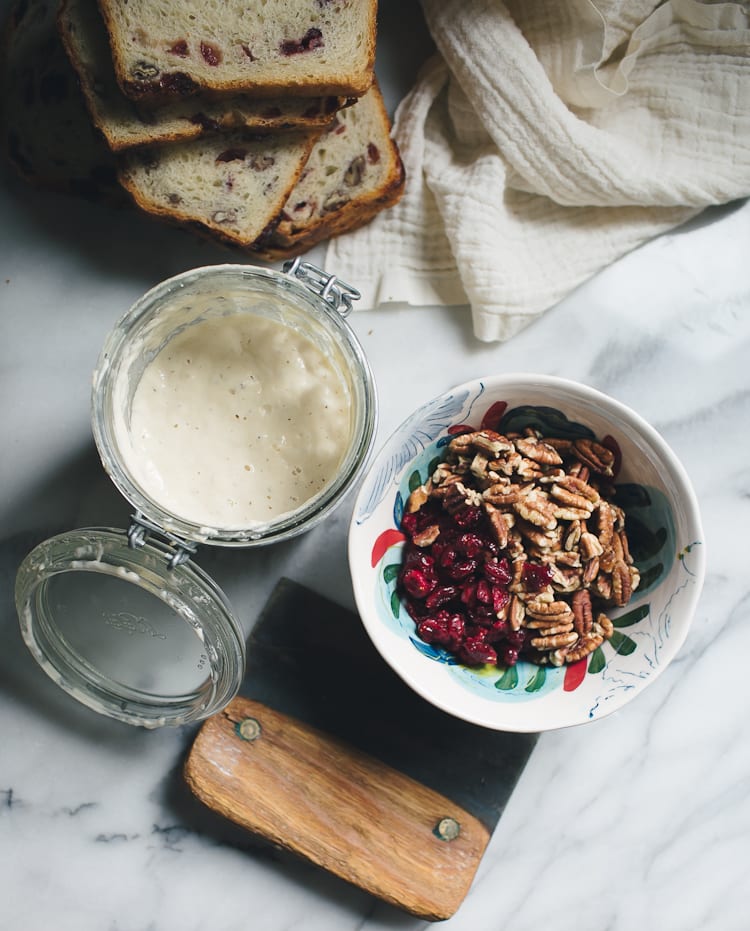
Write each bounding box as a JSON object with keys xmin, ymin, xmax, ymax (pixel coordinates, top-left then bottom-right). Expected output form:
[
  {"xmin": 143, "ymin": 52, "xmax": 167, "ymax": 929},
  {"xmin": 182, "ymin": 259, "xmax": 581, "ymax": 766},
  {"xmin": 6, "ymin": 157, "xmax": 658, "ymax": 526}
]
[{"xmin": 398, "ymin": 427, "xmax": 641, "ymax": 668}]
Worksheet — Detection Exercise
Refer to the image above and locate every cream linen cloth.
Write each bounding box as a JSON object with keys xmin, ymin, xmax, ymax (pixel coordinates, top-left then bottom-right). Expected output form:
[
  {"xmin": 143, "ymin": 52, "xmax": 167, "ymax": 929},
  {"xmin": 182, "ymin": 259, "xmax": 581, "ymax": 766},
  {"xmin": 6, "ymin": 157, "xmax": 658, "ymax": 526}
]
[{"xmin": 326, "ymin": 0, "xmax": 750, "ymax": 341}]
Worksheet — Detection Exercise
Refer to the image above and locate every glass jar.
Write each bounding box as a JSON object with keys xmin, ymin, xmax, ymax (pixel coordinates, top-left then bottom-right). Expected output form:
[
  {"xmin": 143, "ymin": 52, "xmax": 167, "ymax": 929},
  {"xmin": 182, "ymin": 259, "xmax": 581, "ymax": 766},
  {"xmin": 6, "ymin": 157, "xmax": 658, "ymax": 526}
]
[{"xmin": 15, "ymin": 261, "xmax": 377, "ymax": 728}]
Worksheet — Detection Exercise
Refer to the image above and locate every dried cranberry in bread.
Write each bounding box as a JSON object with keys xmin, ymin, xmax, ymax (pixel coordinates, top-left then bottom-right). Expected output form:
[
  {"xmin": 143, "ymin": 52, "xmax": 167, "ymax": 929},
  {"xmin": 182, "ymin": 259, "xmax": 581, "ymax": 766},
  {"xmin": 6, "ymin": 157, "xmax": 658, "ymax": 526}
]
[
  {"xmin": 1, "ymin": 0, "xmax": 121, "ymax": 201},
  {"xmin": 58, "ymin": 0, "xmax": 345, "ymax": 151},
  {"xmin": 257, "ymin": 80, "xmax": 404, "ymax": 259},
  {"xmin": 96, "ymin": 0, "xmax": 377, "ymax": 103},
  {"xmin": 117, "ymin": 130, "xmax": 319, "ymax": 249}
]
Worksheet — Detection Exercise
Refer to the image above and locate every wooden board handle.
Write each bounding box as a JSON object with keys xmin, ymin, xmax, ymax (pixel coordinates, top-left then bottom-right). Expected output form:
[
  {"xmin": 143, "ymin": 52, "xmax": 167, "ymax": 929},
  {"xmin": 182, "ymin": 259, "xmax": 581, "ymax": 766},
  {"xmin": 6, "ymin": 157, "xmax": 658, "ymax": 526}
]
[{"xmin": 185, "ymin": 697, "xmax": 491, "ymax": 921}]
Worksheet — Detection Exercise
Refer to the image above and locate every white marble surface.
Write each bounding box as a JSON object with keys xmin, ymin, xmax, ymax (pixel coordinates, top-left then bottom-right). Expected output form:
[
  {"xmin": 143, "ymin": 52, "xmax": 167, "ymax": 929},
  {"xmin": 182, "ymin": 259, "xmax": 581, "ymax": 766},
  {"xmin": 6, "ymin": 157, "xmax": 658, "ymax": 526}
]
[{"xmin": 3, "ymin": 3, "xmax": 750, "ymax": 930}]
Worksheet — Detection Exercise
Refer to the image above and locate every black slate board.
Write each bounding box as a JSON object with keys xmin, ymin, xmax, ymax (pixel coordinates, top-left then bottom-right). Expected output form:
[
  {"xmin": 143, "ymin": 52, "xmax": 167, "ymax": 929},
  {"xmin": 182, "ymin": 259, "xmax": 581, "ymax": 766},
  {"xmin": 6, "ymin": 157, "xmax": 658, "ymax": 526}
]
[{"xmin": 240, "ymin": 578, "xmax": 538, "ymax": 834}]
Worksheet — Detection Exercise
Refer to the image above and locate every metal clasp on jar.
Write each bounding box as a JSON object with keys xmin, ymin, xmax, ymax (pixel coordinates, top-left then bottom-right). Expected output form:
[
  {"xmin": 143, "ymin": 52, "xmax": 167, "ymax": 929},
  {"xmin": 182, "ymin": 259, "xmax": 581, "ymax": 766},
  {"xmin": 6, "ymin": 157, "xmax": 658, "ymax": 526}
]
[
  {"xmin": 127, "ymin": 512, "xmax": 199, "ymax": 569},
  {"xmin": 282, "ymin": 258, "xmax": 361, "ymax": 318}
]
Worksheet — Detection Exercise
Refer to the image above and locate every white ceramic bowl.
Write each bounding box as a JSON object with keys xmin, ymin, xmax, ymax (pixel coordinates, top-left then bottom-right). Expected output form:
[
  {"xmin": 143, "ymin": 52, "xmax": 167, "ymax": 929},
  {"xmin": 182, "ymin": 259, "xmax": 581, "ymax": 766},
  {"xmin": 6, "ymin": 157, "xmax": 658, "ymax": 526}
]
[{"xmin": 348, "ymin": 374, "xmax": 705, "ymax": 732}]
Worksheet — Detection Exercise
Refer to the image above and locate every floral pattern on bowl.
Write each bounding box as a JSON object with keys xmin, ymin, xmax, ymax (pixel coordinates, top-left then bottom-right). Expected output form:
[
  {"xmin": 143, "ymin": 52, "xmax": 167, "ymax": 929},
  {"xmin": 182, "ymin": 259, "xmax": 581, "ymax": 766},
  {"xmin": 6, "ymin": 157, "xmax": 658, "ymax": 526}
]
[{"xmin": 349, "ymin": 375, "xmax": 706, "ymax": 731}]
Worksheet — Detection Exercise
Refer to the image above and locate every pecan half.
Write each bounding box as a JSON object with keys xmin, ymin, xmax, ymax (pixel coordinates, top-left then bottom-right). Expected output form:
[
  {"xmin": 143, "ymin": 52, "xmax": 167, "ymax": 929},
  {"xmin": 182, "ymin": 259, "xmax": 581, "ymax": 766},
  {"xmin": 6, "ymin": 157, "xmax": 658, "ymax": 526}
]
[
  {"xmin": 508, "ymin": 595, "xmax": 526, "ymax": 630},
  {"xmin": 484, "ymin": 502, "xmax": 514, "ymax": 549},
  {"xmin": 571, "ymin": 589, "xmax": 594, "ymax": 637},
  {"xmin": 412, "ymin": 525, "xmax": 441, "ymax": 548},
  {"xmin": 562, "ymin": 631, "xmax": 604, "ymax": 663},
  {"xmin": 525, "ymin": 599, "xmax": 574, "ymax": 622},
  {"xmin": 514, "ymin": 488, "xmax": 558, "ymax": 531},
  {"xmin": 574, "ymin": 438, "xmax": 615, "ymax": 477},
  {"xmin": 405, "ymin": 483, "xmax": 430, "ymax": 513},
  {"xmin": 514, "ymin": 436, "xmax": 563, "ymax": 465},
  {"xmin": 610, "ymin": 559, "xmax": 633, "ymax": 606},
  {"xmin": 530, "ymin": 631, "xmax": 579, "ymax": 651},
  {"xmin": 483, "ymin": 482, "xmax": 523, "ymax": 506}
]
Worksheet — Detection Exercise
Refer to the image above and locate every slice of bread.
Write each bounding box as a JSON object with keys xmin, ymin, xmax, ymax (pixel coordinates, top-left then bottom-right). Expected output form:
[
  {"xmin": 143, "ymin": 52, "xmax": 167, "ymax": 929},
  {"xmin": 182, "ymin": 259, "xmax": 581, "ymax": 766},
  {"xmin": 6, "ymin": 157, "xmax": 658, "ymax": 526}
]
[
  {"xmin": 117, "ymin": 129, "xmax": 319, "ymax": 249},
  {"xmin": 1, "ymin": 0, "xmax": 122, "ymax": 201},
  {"xmin": 257, "ymin": 80, "xmax": 405, "ymax": 259},
  {"xmin": 96, "ymin": 0, "xmax": 377, "ymax": 103},
  {"xmin": 59, "ymin": 0, "xmax": 345, "ymax": 151}
]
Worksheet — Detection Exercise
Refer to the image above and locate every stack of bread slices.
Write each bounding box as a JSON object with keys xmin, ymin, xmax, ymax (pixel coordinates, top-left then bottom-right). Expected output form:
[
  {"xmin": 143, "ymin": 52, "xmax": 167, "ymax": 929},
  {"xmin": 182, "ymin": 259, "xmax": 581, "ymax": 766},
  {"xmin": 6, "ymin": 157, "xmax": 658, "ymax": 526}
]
[{"xmin": 1, "ymin": 0, "xmax": 405, "ymax": 260}]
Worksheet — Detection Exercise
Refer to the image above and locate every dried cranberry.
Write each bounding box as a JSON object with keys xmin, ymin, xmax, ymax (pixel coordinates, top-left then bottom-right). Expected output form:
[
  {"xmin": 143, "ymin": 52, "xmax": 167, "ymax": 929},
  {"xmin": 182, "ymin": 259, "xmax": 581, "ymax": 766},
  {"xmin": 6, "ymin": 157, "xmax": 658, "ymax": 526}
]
[
  {"xmin": 483, "ymin": 557, "xmax": 512, "ymax": 585},
  {"xmin": 216, "ymin": 148, "xmax": 247, "ymax": 163},
  {"xmin": 405, "ymin": 597, "xmax": 429, "ymax": 620},
  {"xmin": 401, "ymin": 568, "xmax": 436, "ymax": 599},
  {"xmin": 367, "ymin": 142, "xmax": 381, "ymax": 164},
  {"xmin": 506, "ymin": 629, "xmax": 527, "ymax": 649},
  {"xmin": 289, "ymin": 200, "xmax": 316, "ymax": 221},
  {"xmin": 443, "ymin": 557, "xmax": 477, "ymax": 581},
  {"xmin": 460, "ymin": 581, "xmax": 477, "ymax": 607},
  {"xmin": 475, "ymin": 580, "xmax": 492, "ymax": 604},
  {"xmin": 200, "ymin": 41, "xmax": 222, "ymax": 66},
  {"xmin": 417, "ymin": 618, "xmax": 445, "ymax": 644},
  {"xmin": 452, "ymin": 505, "xmax": 482, "ymax": 528},
  {"xmin": 459, "ymin": 638, "xmax": 497, "ymax": 666},
  {"xmin": 424, "ymin": 585, "xmax": 460, "ymax": 610},
  {"xmin": 444, "ymin": 614, "xmax": 465, "ymax": 649},
  {"xmin": 500, "ymin": 645, "xmax": 520, "ymax": 667},
  {"xmin": 468, "ymin": 603, "xmax": 494, "ymax": 624},
  {"xmin": 400, "ymin": 512, "xmax": 419, "ymax": 536},
  {"xmin": 522, "ymin": 562, "xmax": 553, "ymax": 592},
  {"xmin": 491, "ymin": 585, "xmax": 510, "ymax": 614},
  {"xmin": 456, "ymin": 532, "xmax": 484, "ymax": 557},
  {"xmin": 402, "ymin": 548, "xmax": 435, "ymax": 573},
  {"xmin": 437, "ymin": 546, "xmax": 458, "ymax": 570},
  {"xmin": 159, "ymin": 71, "xmax": 198, "ymax": 95},
  {"xmin": 485, "ymin": 620, "xmax": 510, "ymax": 643},
  {"xmin": 430, "ymin": 530, "xmax": 455, "ymax": 561},
  {"xmin": 280, "ymin": 28, "xmax": 324, "ymax": 55},
  {"xmin": 169, "ymin": 40, "xmax": 189, "ymax": 57}
]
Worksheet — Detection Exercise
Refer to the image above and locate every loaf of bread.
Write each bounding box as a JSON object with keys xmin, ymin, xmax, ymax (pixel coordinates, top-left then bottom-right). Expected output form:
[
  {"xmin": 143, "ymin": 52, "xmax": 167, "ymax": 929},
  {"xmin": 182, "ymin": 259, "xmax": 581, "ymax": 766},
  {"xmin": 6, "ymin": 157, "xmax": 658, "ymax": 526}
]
[
  {"xmin": 258, "ymin": 80, "xmax": 405, "ymax": 259},
  {"xmin": 59, "ymin": 0, "xmax": 346, "ymax": 151},
  {"xmin": 96, "ymin": 0, "xmax": 377, "ymax": 102},
  {"xmin": 0, "ymin": 0, "xmax": 122, "ymax": 201},
  {"xmin": 117, "ymin": 129, "xmax": 319, "ymax": 249}
]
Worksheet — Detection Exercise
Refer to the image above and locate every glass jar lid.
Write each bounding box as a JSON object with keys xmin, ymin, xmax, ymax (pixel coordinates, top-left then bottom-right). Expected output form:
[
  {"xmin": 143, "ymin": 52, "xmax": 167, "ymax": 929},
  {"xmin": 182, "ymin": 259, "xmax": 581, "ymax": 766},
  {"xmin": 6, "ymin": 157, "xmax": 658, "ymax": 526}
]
[{"xmin": 15, "ymin": 526, "xmax": 245, "ymax": 728}]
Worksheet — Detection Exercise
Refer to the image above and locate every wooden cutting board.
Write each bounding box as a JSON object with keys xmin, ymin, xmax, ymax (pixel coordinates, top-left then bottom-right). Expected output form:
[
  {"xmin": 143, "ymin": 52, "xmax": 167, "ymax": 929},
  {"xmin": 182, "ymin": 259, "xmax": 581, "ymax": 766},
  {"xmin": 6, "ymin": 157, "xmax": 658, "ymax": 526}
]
[{"xmin": 185, "ymin": 579, "xmax": 538, "ymax": 921}]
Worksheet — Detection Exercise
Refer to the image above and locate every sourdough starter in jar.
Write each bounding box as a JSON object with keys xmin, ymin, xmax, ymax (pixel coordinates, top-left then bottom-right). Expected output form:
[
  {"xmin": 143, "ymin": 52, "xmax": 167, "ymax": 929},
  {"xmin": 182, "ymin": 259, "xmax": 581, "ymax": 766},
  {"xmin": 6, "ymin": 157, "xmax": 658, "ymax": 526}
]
[{"xmin": 121, "ymin": 313, "xmax": 351, "ymax": 528}]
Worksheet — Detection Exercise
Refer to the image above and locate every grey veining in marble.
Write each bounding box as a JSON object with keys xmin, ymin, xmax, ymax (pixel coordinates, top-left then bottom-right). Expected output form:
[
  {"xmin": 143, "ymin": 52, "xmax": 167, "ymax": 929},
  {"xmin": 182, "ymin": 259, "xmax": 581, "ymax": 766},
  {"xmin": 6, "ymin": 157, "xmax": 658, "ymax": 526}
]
[{"xmin": 2, "ymin": 1, "xmax": 750, "ymax": 929}]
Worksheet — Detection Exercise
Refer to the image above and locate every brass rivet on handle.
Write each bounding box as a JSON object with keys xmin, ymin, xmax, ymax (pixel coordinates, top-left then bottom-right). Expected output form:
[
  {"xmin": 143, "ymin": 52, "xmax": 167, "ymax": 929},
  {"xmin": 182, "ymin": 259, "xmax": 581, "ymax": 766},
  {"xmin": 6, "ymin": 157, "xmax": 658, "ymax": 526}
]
[
  {"xmin": 434, "ymin": 817, "xmax": 460, "ymax": 841},
  {"xmin": 235, "ymin": 717, "xmax": 262, "ymax": 741}
]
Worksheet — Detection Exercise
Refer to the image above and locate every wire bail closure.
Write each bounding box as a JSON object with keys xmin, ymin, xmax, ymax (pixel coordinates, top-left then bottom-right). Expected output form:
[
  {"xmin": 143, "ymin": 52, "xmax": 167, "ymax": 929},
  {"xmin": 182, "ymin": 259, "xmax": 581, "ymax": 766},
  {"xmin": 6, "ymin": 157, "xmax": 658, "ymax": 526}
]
[
  {"xmin": 282, "ymin": 258, "xmax": 361, "ymax": 318},
  {"xmin": 127, "ymin": 512, "xmax": 199, "ymax": 569}
]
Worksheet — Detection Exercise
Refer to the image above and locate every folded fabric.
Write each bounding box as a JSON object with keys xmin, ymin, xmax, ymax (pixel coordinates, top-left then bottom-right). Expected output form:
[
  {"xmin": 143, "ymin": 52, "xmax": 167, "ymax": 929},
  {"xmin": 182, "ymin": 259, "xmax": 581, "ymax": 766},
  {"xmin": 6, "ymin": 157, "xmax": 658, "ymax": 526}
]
[{"xmin": 326, "ymin": 0, "xmax": 750, "ymax": 341}]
